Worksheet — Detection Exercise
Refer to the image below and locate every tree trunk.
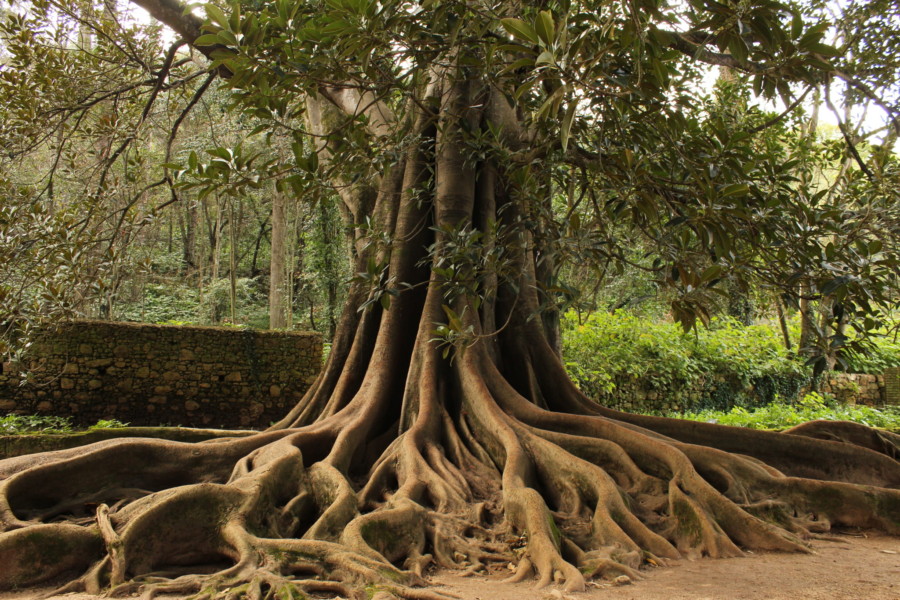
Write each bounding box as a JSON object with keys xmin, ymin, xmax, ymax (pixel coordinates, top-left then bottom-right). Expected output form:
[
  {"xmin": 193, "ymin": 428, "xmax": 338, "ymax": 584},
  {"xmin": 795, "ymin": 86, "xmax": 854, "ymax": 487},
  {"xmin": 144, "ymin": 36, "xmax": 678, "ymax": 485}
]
[
  {"xmin": 181, "ymin": 199, "xmax": 198, "ymax": 273},
  {"xmin": 0, "ymin": 42, "xmax": 898, "ymax": 600},
  {"xmin": 775, "ymin": 297, "xmax": 793, "ymax": 351},
  {"xmin": 269, "ymin": 188, "xmax": 289, "ymax": 329}
]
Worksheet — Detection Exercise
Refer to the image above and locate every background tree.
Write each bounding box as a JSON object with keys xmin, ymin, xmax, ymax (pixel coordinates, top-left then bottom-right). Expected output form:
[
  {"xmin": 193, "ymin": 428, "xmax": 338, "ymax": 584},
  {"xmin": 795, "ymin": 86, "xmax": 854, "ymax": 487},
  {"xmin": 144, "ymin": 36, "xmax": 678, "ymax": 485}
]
[{"xmin": 0, "ymin": 0, "xmax": 899, "ymax": 599}]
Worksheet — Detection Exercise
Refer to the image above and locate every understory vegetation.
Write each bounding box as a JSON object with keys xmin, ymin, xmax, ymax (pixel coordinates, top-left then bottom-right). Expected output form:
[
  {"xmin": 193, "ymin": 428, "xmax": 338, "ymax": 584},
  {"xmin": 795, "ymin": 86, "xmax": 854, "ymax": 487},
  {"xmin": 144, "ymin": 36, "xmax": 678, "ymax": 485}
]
[
  {"xmin": 0, "ymin": 415, "xmax": 129, "ymax": 435},
  {"xmin": 670, "ymin": 394, "xmax": 900, "ymax": 432},
  {"xmin": 562, "ymin": 311, "xmax": 809, "ymax": 411},
  {"xmin": 562, "ymin": 311, "xmax": 900, "ymax": 406}
]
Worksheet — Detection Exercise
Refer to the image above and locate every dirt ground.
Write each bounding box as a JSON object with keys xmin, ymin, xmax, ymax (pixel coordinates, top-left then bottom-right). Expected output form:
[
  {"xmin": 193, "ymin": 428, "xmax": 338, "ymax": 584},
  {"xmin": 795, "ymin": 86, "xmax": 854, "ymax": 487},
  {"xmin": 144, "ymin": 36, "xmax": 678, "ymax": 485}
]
[{"xmin": 3, "ymin": 531, "xmax": 897, "ymax": 600}]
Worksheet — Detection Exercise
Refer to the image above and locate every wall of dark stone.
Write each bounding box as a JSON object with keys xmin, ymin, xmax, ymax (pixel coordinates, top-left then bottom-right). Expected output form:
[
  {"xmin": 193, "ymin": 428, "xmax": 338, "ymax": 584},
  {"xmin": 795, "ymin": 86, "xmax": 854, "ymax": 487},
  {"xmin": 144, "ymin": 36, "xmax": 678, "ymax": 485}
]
[{"xmin": 0, "ymin": 321, "xmax": 322, "ymax": 428}]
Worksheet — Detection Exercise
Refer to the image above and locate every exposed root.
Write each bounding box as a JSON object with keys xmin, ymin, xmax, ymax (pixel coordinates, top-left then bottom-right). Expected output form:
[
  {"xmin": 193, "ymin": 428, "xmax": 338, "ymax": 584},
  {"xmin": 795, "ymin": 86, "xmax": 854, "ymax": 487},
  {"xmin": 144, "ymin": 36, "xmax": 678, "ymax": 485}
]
[
  {"xmin": 785, "ymin": 420, "xmax": 900, "ymax": 460},
  {"xmin": 1, "ymin": 306, "xmax": 898, "ymax": 599}
]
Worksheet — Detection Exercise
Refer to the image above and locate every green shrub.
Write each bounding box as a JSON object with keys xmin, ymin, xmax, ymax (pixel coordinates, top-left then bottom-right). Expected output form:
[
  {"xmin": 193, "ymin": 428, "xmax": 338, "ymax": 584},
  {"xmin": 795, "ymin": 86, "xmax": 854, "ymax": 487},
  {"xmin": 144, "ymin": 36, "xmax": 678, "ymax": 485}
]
[
  {"xmin": 89, "ymin": 419, "xmax": 130, "ymax": 429},
  {"xmin": 562, "ymin": 311, "xmax": 809, "ymax": 412},
  {"xmin": 117, "ymin": 281, "xmax": 203, "ymax": 324},
  {"xmin": 0, "ymin": 415, "xmax": 132, "ymax": 435},
  {"xmin": 0, "ymin": 414, "xmax": 75, "ymax": 434},
  {"xmin": 665, "ymin": 393, "xmax": 900, "ymax": 431},
  {"xmin": 843, "ymin": 337, "xmax": 900, "ymax": 374}
]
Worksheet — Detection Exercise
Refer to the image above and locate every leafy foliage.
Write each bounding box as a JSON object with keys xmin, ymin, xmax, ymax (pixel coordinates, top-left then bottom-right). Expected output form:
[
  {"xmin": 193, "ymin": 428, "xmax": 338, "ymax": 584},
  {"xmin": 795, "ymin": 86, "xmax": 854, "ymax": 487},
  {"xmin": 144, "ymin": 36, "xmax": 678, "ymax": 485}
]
[
  {"xmin": 669, "ymin": 393, "xmax": 900, "ymax": 432},
  {"xmin": 844, "ymin": 336, "xmax": 900, "ymax": 374},
  {"xmin": 0, "ymin": 415, "xmax": 131, "ymax": 435},
  {"xmin": 562, "ymin": 311, "xmax": 809, "ymax": 411},
  {"xmin": 0, "ymin": 414, "xmax": 75, "ymax": 435}
]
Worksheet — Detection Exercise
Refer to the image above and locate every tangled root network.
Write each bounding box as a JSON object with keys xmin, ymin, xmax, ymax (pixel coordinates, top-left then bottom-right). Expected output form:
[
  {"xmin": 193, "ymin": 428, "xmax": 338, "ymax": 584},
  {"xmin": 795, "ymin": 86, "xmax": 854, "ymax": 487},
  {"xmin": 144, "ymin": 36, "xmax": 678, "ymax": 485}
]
[{"xmin": 0, "ymin": 328, "xmax": 898, "ymax": 600}]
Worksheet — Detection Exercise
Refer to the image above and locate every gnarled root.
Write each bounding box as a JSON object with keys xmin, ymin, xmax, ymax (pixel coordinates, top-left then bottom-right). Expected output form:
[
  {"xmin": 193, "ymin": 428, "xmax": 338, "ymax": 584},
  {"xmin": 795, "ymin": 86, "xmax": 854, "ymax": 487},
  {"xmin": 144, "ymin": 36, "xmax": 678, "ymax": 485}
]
[{"xmin": 0, "ymin": 348, "xmax": 898, "ymax": 599}]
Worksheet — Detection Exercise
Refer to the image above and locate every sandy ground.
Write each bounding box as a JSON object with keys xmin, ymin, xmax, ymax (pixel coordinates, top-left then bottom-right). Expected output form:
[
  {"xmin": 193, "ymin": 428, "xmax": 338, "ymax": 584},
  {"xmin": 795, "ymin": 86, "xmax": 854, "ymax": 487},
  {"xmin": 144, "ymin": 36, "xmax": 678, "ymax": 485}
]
[
  {"xmin": 433, "ymin": 532, "xmax": 900, "ymax": 600},
  {"xmin": 3, "ymin": 532, "xmax": 897, "ymax": 600}
]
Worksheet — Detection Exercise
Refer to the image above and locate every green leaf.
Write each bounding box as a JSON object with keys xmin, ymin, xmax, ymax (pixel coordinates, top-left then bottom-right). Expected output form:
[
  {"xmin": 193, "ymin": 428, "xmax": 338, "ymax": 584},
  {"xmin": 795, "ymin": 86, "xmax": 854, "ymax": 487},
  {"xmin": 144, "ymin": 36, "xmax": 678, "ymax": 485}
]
[
  {"xmin": 701, "ymin": 264, "xmax": 724, "ymax": 281},
  {"xmin": 535, "ymin": 10, "xmax": 555, "ymax": 46},
  {"xmin": 205, "ymin": 4, "xmax": 230, "ymax": 29},
  {"xmin": 791, "ymin": 10, "xmax": 803, "ymax": 39},
  {"xmin": 807, "ymin": 42, "xmax": 841, "ymax": 57},
  {"xmin": 193, "ymin": 33, "xmax": 222, "ymax": 46},
  {"xmin": 501, "ymin": 18, "xmax": 539, "ymax": 45},
  {"xmin": 719, "ymin": 183, "xmax": 749, "ymax": 197},
  {"xmin": 535, "ymin": 84, "xmax": 566, "ymax": 119},
  {"xmin": 535, "ymin": 50, "xmax": 555, "ymax": 65}
]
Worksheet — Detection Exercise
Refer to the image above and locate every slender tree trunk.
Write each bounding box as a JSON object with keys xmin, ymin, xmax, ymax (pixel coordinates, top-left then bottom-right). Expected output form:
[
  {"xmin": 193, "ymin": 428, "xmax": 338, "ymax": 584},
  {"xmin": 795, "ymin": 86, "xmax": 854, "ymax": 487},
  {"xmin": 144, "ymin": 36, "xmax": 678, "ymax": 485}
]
[
  {"xmin": 182, "ymin": 199, "xmax": 198, "ymax": 272},
  {"xmin": 229, "ymin": 199, "xmax": 237, "ymax": 323},
  {"xmin": 269, "ymin": 188, "xmax": 289, "ymax": 329},
  {"xmin": 775, "ymin": 297, "xmax": 792, "ymax": 351}
]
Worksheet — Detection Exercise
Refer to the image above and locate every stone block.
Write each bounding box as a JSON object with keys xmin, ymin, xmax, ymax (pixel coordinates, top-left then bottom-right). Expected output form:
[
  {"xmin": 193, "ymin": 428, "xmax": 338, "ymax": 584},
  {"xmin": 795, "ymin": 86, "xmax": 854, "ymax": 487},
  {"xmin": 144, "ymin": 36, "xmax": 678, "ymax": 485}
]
[{"xmin": 86, "ymin": 358, "xmax": 113, "ymax": 368}]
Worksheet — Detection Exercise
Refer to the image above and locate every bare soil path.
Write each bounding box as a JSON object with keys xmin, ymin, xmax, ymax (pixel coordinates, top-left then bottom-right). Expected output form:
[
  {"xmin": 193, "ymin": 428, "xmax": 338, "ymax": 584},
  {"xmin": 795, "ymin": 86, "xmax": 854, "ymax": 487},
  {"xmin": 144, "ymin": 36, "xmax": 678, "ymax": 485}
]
[{"xmin": 2, "ymin": 532, "xmax": 897, "ymax": 600}]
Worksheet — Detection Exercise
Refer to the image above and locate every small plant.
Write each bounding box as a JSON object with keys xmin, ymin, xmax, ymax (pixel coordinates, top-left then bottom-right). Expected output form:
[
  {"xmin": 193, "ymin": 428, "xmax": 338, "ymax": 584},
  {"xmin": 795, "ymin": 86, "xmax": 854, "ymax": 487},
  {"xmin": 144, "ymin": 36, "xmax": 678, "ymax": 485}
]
[
  {"xmin": 0, "ymin": 415, "xmax": 132, "ymax": 435},
  {"xmin": 0, "ymin": 414, "xmax": 75, "ymax": 435},
  {"xmin": 89, "ymin": 419, "xmax": 130, "ymax": 429},
  {"xmin": 797, "ymin": 391, "xmax": 829, "ymax": 410}
]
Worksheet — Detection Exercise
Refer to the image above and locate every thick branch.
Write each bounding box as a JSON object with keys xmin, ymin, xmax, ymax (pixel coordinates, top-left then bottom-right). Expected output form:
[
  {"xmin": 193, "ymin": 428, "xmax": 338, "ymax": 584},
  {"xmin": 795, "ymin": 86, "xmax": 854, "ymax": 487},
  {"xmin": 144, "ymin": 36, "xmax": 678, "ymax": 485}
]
[{"xmin": 128, "ymin": 0, "xmax": 204, "ymax": 46}]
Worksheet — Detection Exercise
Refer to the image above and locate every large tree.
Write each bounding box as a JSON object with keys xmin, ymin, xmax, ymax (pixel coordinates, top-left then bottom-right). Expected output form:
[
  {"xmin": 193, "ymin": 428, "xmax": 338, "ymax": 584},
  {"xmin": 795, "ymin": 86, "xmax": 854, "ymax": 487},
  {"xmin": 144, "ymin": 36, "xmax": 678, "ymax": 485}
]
[{"xmin": 1, "ymin": 0, "xmax": 899, "ymax": 599}]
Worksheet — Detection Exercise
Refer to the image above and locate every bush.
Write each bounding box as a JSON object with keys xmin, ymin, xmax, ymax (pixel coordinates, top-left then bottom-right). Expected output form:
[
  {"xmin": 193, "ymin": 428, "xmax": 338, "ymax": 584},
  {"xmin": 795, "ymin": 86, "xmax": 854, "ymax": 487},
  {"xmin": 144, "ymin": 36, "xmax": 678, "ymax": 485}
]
[
  {"xmin": 843, "ymin": 337, "xmax": 900, "ymax": 374},
  {"xmin": 0, "ymin": 415, "xmax": 131, "ymax": 435},
  {"xmin": 667, "ymin": 393, "xmax": 900, "ymax": 431},
  {"xmin": 562, "ymin": 311, "xmax": 809, "ymax": 413},
  {"xmin": 0, "ymin": 414, "xmax": 74, "ymax": 434}
]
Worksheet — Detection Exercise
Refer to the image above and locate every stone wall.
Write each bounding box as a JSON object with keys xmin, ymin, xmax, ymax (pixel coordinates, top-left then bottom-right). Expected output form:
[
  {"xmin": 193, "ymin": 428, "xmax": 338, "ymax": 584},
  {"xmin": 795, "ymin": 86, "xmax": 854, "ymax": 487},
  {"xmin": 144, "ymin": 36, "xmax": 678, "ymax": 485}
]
[
  {"xmin": 818, "ymin": 372, "xmax": 885, "ymax": 406},
  {"xmin": 885, "ymin": 367, "xmax": 900, "ymax": 405},
  {"xmin": 0, "ymin": 321, "xmax": 322, "ymax": 428},
  {"xmin": 593, "ymin": 371, "xmax": 887, "ymax": 414},
  {"xmin": 595, "ymin": 372, "xmax": 811, "ymax": 414}
]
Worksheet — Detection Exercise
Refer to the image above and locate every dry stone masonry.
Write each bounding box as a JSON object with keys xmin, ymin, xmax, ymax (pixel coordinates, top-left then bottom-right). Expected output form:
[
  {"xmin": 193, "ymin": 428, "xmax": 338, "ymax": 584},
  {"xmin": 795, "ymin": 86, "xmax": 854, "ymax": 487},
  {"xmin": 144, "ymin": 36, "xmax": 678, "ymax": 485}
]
[
  {"xmin": 818, "ymin": 372, "xmax": 887, "ymax": 406},
  {"xmin": 592, "ymin": 371, "xmax": 888, "ymax": 414},
  {"xmin": 0, "ymin": 321, "xmax": 322, "ymax": 428},
  {"xmin": 885, "ymin": 367, "xmax": 900, "ymax": 406}
]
